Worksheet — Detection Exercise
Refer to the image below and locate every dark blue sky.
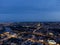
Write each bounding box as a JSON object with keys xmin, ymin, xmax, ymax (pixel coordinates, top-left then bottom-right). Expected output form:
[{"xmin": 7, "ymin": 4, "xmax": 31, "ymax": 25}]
[{"xmin": 0, "ymin": 0, "xmax": 60, "ymax": 22}]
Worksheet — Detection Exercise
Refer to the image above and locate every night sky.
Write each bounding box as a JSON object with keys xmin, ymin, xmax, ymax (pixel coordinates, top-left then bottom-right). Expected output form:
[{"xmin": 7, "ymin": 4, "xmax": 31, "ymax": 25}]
[{"xmin": 0, "ymin": 0, "xmax": 60, "ymax": 22}]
